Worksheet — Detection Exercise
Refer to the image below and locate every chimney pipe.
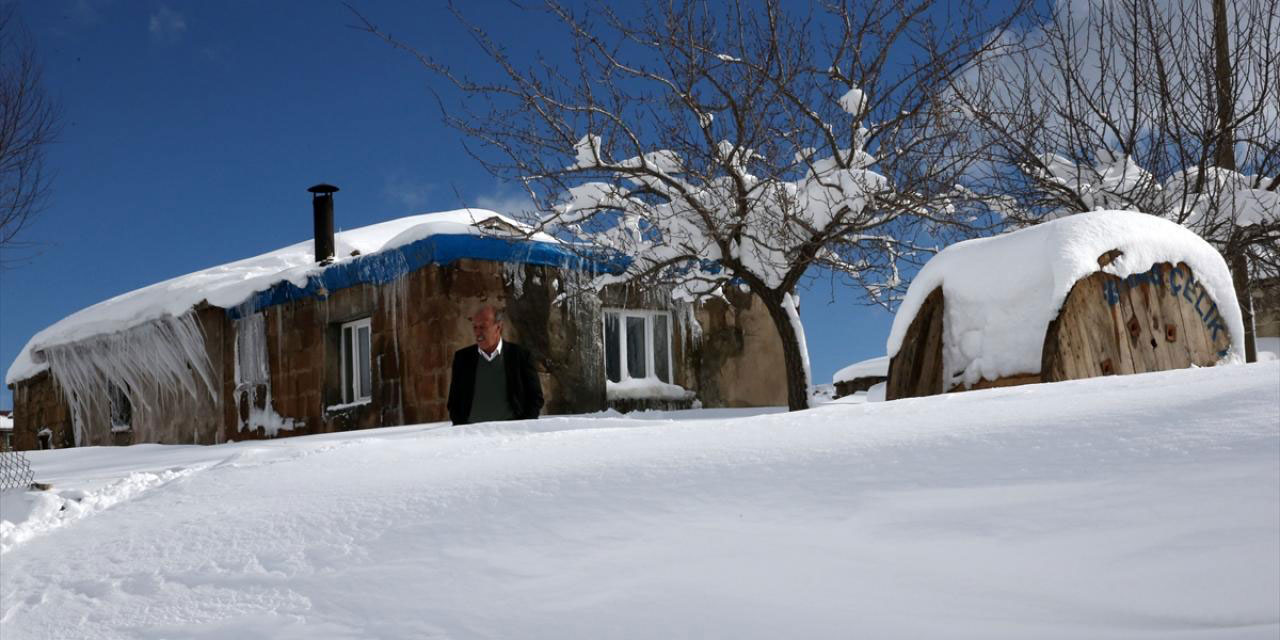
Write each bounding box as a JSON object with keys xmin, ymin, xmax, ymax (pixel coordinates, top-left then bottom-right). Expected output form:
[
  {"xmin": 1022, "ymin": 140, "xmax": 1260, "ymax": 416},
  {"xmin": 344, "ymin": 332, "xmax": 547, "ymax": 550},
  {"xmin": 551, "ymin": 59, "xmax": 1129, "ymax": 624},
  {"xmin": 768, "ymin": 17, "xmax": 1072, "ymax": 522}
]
[{"xmin": 308, "ymin": 183, "xmax": 339, "ymax": 264}]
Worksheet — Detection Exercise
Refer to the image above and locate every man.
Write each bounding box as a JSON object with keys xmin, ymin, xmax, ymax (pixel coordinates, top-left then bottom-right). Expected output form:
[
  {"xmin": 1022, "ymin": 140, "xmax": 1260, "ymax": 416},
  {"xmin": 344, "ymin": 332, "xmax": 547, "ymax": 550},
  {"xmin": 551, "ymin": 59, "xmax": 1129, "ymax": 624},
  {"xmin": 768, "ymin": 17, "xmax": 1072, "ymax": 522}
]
[{"xmin": 447, "ymin": 305, "xmax": 544, "ymax": 425}]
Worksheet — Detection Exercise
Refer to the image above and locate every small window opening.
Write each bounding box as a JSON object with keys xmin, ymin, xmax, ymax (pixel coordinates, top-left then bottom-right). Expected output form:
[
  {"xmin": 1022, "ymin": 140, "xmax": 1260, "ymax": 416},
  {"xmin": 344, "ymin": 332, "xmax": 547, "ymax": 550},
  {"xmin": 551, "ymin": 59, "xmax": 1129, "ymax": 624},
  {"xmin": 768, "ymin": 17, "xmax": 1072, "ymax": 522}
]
[{"xmin": 109, "ymin": 382, "xmax": 133, "ymax": 432}]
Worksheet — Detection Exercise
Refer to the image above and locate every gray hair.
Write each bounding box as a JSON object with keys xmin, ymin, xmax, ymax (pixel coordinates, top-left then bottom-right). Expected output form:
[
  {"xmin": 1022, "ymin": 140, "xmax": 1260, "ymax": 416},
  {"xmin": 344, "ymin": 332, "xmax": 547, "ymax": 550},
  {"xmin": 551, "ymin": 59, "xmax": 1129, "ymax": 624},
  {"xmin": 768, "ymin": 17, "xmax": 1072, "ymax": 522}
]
[{"xmin": 474, "ymin": 304, "xmax": 504, "ymax": 325}]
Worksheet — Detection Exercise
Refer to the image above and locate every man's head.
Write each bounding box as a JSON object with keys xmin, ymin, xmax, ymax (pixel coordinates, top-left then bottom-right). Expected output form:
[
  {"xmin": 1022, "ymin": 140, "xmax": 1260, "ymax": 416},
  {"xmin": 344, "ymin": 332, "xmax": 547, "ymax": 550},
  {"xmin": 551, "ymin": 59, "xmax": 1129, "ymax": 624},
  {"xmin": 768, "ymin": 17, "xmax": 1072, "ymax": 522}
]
[{"xmin": 472, "ymin": 305, "xmax": 503, "ymax": 353}]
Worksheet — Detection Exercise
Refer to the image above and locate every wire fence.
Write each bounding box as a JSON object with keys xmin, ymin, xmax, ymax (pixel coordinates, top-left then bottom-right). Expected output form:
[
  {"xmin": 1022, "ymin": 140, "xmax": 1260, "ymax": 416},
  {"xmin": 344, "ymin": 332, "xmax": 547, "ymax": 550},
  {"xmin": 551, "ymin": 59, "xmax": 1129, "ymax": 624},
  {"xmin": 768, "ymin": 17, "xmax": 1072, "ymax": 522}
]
[{"xmin": 1, "ymin": 450, "xmax": 36, "ymax": 492}]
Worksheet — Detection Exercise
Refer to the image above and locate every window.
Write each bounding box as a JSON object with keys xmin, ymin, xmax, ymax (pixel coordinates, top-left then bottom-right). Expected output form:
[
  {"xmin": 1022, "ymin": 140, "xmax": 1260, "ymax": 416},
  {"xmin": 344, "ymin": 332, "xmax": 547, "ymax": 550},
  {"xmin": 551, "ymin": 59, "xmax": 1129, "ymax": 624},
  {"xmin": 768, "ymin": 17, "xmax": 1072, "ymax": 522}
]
[
  {"xmin": 109, "ymin": 383, "xmax": 132, "ymax": 432},
  {"xmin": 603, "ymin": 309, "xmax": 673, "ymax": 384},
  {"xmin": 340, "ymin": 318, "xmax": 373, "ymax": 404}
]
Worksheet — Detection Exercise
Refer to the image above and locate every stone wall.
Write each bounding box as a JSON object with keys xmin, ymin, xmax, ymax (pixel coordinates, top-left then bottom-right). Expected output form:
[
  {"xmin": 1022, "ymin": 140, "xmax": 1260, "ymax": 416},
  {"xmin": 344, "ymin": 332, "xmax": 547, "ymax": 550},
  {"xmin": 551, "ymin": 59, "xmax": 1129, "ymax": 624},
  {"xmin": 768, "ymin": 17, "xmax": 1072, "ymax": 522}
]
[
  {"xmin": 507, "ymin": 264, "xmax": 606, "ymax": 416},
  {"xmin": 692, "ymin": 287, "xmax": 788, "ymax": 408},
  {"xmin": 9, "ymin": 371, "xmax": 74, "ymax": 450},
  {"xmin": 227, "ymin": 259, "xmax": 606, "ymax": 441},
  {"xmin": 1252, "ymin": 276, "xmax": 1279, "ymax": 339}
]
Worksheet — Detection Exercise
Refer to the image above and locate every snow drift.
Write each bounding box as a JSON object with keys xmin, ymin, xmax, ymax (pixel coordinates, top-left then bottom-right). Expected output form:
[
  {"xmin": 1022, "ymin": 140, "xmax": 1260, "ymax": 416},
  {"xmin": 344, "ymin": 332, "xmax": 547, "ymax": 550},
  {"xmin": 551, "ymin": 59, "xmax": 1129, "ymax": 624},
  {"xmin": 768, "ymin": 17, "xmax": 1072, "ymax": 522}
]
[{"xmin": 1, "ymin": 362, "xmax": 1276, "ymax": 639}]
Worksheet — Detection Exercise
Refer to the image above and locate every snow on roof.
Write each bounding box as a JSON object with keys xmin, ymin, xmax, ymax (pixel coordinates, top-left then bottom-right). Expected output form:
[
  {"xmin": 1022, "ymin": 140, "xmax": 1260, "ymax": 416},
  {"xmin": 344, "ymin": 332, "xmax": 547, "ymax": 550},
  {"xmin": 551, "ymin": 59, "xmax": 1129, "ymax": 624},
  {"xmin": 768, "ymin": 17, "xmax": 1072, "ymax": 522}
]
[
  {"xmin": 832, "ymin": 355, "xmax": 889, "ymax": 384},
  {"xmin": 0, "ymin": 415, "xmax": 12, "ymax": 431},
  {"xmin": 7, "ymin": 209, "xmax": 560, "ymax": 385},
  {"xmin": 886, "ymin": 210, "xmax": 1244, "ymax": 389}
]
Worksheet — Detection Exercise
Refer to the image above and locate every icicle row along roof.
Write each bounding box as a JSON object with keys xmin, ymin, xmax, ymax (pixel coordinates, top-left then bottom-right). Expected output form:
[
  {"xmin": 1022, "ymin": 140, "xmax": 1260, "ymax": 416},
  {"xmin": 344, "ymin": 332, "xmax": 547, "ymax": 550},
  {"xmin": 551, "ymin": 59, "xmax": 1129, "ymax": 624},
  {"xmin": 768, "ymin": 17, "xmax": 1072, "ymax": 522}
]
[{"xmin": 7, "ymin": 209, "xmax": 619, "ymax": 385}]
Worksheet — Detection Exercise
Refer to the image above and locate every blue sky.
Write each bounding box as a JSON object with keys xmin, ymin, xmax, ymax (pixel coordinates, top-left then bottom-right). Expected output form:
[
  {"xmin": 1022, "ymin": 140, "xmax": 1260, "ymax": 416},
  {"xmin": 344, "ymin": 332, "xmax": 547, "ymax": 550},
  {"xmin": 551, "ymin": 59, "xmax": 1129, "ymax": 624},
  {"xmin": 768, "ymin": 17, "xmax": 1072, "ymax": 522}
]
[{"xmin": 0, "ymin": 0, "xmax": 895, "ymax": 409}]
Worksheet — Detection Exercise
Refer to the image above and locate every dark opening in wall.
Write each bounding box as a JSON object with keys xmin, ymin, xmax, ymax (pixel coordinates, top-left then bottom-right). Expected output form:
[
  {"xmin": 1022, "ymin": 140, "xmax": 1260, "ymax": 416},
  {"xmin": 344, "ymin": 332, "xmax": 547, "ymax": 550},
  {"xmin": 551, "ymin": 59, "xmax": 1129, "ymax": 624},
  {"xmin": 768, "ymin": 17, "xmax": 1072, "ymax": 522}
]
[{"xmin": 109, "ymin": 383, "xmax": 132, "ymax": 431}]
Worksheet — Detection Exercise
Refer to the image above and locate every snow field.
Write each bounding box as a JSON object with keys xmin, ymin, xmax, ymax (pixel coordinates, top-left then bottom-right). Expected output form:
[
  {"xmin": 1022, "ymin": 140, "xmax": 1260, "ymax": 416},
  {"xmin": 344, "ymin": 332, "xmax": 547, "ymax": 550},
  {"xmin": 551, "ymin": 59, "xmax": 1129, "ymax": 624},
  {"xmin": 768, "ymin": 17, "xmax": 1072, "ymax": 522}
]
[{"xmin": 0, "ymin": 362, "xmax": 1277, "ymax": 639}]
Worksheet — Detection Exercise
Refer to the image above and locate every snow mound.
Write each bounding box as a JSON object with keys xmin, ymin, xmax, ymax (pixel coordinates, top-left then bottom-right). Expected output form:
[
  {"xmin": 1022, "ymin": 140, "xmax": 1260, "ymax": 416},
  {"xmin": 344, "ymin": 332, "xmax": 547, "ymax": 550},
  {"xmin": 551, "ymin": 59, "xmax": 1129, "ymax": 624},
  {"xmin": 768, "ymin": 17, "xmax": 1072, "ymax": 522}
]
[
  {"xmin": 606, "ymin": 378, "xmax": 695, "ymax": 401},
  {"xmin": 886, "ymin": 210, "xmax": 1244, "ymax": 388},
  {"xmin": 865, "ymin": 380, "xmax": 886, "ymax": 401},
  {"xmin": 832, "ymin": 355, "xmax": 889, "ymax": 383},
  {"xmin": 6, "ymin": 209, "xmax": 554, "ymax": 385}
]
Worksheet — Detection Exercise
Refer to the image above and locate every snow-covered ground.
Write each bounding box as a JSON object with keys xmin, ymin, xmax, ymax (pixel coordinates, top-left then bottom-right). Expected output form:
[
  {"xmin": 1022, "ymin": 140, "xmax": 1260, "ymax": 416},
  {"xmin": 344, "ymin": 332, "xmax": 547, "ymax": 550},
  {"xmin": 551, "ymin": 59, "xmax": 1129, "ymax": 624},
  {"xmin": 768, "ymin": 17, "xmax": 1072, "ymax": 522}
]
[{"xmin": 1, "ymin": 363, "xmax": 1277, "ymax": 639}]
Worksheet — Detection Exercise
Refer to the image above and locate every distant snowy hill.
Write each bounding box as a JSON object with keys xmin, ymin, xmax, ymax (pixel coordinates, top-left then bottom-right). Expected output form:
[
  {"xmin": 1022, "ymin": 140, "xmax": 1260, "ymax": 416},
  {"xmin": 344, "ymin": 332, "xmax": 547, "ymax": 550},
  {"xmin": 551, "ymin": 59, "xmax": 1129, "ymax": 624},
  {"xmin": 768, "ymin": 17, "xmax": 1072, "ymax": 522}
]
[{"xmin": 2, "ymin": 363, "xmax": 1278, "ymax": 639}]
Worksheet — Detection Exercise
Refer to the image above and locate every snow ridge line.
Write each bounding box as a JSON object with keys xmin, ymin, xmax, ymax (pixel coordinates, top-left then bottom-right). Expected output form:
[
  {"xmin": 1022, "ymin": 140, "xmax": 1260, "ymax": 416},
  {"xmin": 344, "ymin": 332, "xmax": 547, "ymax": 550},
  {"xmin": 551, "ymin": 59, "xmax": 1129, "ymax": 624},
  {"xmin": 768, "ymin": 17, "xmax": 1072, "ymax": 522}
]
[{"xmin": 0, "ymin": 466, "xmax": 205, "ymax": 555}]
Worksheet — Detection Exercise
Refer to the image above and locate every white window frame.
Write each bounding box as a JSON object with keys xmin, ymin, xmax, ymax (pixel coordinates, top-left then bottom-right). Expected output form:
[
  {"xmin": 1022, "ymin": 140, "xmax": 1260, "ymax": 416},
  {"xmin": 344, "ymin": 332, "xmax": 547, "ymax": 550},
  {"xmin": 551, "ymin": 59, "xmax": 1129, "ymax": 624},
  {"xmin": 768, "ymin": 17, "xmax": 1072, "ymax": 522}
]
[
  {"xmin": 340, "ymin": 317, "xmax": 373, "ymax": 405},
  {"xmin": 603, "ymin": 308, "xmax": 674, "ymax": 383}
]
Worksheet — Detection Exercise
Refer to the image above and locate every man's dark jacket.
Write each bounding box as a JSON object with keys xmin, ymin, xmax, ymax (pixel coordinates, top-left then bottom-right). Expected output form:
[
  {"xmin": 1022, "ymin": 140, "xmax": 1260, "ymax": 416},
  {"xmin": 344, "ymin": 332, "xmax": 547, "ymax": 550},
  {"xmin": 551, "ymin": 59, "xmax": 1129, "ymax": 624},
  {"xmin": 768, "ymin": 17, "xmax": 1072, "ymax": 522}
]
[{"xmin": 447, "ymin": 341, "xmax": 544, "ymax": 425}]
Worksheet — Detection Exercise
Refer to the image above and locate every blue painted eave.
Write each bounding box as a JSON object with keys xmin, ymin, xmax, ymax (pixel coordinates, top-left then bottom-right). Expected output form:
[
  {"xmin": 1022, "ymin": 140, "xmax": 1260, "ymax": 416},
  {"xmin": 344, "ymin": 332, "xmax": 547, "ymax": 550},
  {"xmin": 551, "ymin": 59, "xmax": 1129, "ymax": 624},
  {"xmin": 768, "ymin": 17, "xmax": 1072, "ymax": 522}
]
[{"xmin": 230, "ymin": 233, "xmax": 625, "ymax": 318}]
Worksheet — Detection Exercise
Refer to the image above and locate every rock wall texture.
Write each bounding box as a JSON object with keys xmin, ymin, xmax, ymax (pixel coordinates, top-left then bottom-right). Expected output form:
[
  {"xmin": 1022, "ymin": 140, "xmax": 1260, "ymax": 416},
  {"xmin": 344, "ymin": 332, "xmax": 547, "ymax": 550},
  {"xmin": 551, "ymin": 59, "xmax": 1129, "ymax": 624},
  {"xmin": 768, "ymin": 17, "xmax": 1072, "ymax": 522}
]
[{"xmin": 691, "ymin": 288, "xmax": 788, "ymax": 408}]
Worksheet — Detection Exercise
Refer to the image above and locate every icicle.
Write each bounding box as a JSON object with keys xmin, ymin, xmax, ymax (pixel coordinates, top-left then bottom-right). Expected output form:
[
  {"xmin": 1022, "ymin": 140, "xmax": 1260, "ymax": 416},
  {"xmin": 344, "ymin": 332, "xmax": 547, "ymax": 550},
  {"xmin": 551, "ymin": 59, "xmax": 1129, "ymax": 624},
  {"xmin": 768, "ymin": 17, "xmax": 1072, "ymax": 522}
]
[
  {"xmin": 504, "ymin": 260, "xmax": 526, "ymax": 299},
  {"xmin": 233, "ymin": 312, "xmax": 297, "ymax": 437},
  {"xmin": 382, "ymin": 274, "xmax": 408, "ymax": 423},
  {"xmin": 677, "ymin": 301, "xmax": 701, "ymax": 351},
  {"xmin": 551, "ymin": 258, "xmax": 594, "ymax": 313},
  {"xmin": 233, "ymin": 312, "xmax": 269, "ymax": 385},
  {"xmin": 42, "ymin": 312, "xmax": 217, "ymax": 446}
]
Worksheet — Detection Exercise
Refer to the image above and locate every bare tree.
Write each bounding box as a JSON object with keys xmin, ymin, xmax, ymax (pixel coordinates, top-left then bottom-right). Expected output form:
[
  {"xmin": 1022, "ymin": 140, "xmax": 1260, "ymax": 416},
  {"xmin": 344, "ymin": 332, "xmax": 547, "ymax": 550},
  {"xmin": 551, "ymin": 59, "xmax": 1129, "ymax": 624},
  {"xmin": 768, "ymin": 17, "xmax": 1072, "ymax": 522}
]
[
  {"xmin": 0, "ymin": 5, "xmax": 57, "ymax": 259},
  {"xmin": 952, "ymin": 0, "xmax": 1279, "ymax": 360},
  {"xmin": 0, "ymin": 5, "xmax": 58, "ymax": 260},
  {"xmin": 356, "ymin": 0, "xmax": 1026, "ymax": 410}
]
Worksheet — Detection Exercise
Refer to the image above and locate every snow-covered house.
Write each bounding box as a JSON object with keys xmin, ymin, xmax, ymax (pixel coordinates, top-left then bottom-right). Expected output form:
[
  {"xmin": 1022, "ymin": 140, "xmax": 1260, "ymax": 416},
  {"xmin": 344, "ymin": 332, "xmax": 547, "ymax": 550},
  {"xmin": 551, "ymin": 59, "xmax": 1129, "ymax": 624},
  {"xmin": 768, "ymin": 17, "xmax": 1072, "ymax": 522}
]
[
  {"xmin": 886, "ymin": 210, "xmax": 1245, "ymax": 400},
  {"xmin": 832, "ymin": 355, "xmax": 889, "ymax": 398},
  {"xmin": 5, "ymin": 187, "xmax": 786, "ymax": 449}
]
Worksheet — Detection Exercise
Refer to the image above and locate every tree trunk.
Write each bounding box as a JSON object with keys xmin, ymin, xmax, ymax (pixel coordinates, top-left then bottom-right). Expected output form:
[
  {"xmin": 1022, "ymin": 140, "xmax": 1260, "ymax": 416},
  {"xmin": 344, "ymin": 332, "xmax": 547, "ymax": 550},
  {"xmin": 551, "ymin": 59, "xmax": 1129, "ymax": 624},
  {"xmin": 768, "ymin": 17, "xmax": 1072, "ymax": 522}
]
[
  {"xmin": 758, "ymin": 290, "xmax": 811, "ymax": 411},
  {"xmin": 1211, "ymin": 0, "xmax": 1236, "ymax": 172},
  {"xmin": 1230, "ymin": 250, "xmax": 1258, "ymax": 362},
  {"xmin": 1215, "ymin": 0, "xmax": 1253, "ymax": 364}
]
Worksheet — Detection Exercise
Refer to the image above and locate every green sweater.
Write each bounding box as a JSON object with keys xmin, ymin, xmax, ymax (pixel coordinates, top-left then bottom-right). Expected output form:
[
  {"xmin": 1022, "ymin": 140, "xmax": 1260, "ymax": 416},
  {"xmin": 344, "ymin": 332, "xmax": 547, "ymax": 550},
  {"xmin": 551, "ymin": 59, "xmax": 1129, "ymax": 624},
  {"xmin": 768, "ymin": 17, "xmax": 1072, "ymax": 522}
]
[{"xmin": 469, "ymin": 353, "xmax": 516, "ymax": 423}]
